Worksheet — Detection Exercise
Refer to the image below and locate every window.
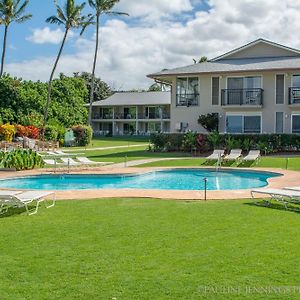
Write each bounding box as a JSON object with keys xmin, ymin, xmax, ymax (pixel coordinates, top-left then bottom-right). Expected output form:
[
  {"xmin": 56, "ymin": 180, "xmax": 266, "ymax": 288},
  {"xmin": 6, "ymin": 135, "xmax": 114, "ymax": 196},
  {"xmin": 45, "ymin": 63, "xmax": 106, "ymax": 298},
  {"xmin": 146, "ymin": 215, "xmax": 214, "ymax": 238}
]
[
  {"xmin": 226, "ymin": 116, "xmax": 243, "ymax": 133},
  {"xmin": 226, "ymin": 115, "xmax": 261, "ymax": 133},
  {"xmin": 145, "ymin": 107, "xmax": 161, "ymax": 119},
  {"xmin": 292, "ymin": 115, "xmax": 300, "ymax": 133},
  {"xmin": 275, "ymin": 112, "xmax": 284, "ymax": 133},
  {"xmin": 176, "ymin": 77, "xmax": 199, "ymax": 106},
  {"xmin": 244, "ymin": 116, "xmax": 261, "ymax": 133},
  {"xmin": 276, "ymin": 75, "xmax": 284, "ymax": 104},
  {"xmin": 212, "ymin": 77, "xmax": 220, "ymax": 105},
  {"xmin": 145, "ymin": 122, "xmax": 161, "ymax": 133},
  {"xmin": 292, "ymin": 75, "xmax": 300, "ymax": 87}
]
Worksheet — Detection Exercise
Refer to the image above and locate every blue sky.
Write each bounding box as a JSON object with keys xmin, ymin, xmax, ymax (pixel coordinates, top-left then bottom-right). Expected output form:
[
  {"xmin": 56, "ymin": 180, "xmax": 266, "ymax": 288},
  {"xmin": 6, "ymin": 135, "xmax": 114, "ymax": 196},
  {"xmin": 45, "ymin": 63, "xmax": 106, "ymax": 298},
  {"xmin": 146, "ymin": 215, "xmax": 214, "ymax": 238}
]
[{"xmin": 2, "ymin": 0, "xmax": 300, "ymax": 89}]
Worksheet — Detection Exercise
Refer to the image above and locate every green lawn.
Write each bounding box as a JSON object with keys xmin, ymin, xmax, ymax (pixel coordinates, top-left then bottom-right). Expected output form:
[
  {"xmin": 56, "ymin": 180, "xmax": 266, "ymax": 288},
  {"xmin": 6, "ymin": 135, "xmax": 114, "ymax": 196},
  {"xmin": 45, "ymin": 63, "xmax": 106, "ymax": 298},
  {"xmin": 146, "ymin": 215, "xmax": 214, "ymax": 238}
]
[
  {"xmin": 64, "ymin": 136, "xmax": 149, "ymax": 149},
  {"xmin": 139, "ymin": 156, "xmax": 300, "ymax": 171},
  {"xmin": 1, "ymin": 198, "xmax": 299, "ymax": 299}
]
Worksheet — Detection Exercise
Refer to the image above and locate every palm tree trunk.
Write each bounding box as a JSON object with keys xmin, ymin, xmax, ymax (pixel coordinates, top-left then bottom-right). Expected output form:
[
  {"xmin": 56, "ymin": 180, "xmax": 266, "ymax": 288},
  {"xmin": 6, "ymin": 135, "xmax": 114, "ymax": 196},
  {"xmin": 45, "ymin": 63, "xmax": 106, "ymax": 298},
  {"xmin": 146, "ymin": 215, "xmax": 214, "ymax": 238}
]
[
  {"xmin": 42, "ymin": 28, "xmax": 69, "ymax": 136},
  {"xmin": 88, "ymin": 14, "xmax": 100, "ymax": 125},
  {"xmin": 0, "ymin": 25, "xmax": 9, "ymax": 77}
]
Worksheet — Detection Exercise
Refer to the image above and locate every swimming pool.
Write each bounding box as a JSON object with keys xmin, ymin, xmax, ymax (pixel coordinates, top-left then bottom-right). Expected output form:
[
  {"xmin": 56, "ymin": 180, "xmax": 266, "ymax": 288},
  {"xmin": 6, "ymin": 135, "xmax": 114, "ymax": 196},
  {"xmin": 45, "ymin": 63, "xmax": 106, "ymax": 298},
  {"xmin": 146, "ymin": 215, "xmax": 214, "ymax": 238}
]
[{"xmin": 0, "ymin": 169, "xmax": 281, "ymax": 191}]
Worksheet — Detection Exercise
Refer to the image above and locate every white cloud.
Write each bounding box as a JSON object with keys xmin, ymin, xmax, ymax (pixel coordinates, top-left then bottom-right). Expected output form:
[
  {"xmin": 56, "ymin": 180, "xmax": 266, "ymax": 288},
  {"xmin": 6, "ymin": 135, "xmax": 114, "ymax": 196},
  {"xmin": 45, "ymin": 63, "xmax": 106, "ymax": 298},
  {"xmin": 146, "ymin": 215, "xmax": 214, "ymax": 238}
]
[
  {"xmin": 26, "ymin": 27, "xmax": 74, "ymax": 44},
  {"xmin": 7, "ymin": 0, "xmax": 300, "ymax": 89}
]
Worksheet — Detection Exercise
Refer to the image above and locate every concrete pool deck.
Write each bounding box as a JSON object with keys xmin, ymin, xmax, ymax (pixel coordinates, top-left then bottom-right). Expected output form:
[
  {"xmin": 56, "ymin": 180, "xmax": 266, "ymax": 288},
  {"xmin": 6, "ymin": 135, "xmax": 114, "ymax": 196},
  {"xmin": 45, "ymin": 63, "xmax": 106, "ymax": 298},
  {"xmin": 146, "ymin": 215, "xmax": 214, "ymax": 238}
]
[{"xmin": 0, "ymin": 165, "xmax": 299, "ymax": 200}]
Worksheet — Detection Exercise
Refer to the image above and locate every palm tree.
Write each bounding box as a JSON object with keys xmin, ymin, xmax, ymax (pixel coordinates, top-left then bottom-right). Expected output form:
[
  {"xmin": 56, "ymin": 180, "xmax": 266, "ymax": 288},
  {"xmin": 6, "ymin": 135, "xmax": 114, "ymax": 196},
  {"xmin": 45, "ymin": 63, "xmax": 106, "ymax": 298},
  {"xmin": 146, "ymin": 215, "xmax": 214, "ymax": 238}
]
[
  {"xmin": 0, "ymin": 0, "xmax": 32, "ymax": 77},
  {"xmin": 43, "ymin": 0, "xmax": 93, "ymax": 132},
  {"xmin": 87, "ymin": 0, "xmax": 128, "ymax": 125}
]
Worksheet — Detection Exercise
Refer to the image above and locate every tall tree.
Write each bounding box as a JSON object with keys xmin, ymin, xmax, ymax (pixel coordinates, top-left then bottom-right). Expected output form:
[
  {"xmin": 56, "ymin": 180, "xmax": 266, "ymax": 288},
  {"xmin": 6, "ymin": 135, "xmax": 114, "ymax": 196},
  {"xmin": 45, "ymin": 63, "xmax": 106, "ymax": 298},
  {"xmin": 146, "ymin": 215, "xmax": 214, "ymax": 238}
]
[
  {"xmin": 87, "ymin": 0, "xmax": 128, "ymax": 125},
  {"xmin": 0, "ymin": 0, "xmax": 32, "ymax": 77},
  {"xmin": 43, "ymin": 0, "xmax": 93, "ymax": 133}
]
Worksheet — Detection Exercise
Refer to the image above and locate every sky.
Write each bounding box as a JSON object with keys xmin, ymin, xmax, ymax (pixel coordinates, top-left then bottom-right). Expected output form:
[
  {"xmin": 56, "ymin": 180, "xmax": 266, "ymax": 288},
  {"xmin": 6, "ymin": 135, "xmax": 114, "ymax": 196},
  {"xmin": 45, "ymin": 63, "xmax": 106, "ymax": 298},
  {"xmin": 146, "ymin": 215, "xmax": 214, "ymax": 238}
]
[{"xmin": 2, "ymin": 0, "xmax": 300, "ymax": 90}]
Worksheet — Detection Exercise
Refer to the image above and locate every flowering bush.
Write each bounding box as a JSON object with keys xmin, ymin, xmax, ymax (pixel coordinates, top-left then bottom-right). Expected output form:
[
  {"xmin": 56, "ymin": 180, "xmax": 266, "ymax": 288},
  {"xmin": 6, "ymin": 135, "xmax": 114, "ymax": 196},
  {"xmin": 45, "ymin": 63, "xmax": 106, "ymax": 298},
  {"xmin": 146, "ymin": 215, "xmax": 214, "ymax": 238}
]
[
  {"xmin": 72, "ymin": 125, "xmax": 93, "ymax": 146},
  {"xmin": 26, "ymin": 125, "xmax": 39, "ymax": 139},
  {"xmin": 15, "ymin": 125, "xmax": 30, "ymax": 137},
  {"xmin": 0, "ymin": 124, "xmax": 16, "ymax": 142},
  {"xmin": 15, "ymin": 124, "xmax": 39, "ymax": 139}
]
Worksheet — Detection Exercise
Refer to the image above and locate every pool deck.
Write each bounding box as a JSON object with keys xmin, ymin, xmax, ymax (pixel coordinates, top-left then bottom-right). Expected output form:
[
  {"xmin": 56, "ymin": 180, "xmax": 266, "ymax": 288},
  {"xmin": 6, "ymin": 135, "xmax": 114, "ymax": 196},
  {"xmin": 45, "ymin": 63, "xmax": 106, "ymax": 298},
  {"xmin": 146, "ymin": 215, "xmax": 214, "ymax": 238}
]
[{"xmin": 0, "ymin": 166, "xmax": 299, "ymax": 201}]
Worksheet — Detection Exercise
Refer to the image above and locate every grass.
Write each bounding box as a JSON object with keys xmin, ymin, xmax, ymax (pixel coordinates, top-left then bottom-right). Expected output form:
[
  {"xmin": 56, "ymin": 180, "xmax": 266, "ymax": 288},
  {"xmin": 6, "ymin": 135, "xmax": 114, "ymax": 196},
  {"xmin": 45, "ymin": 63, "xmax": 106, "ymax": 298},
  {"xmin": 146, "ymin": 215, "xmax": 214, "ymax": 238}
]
[
  {"xmin": 138, "ymin": 156, "xmax": 300, "ymax": 171},
  {"xmin": 1, "ymin": 198, "xmax": 300, "ymax": 299},
  {"xmin": 63, "ymin": 136, "xmax": 149, "ymax": 150}
]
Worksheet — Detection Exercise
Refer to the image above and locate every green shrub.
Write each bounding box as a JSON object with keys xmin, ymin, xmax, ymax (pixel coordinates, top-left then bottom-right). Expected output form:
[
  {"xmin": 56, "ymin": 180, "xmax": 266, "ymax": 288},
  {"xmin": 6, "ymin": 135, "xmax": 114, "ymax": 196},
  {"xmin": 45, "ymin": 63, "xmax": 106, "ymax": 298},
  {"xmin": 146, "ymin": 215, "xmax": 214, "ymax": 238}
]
[
  {"xmin": 198, "ymin": 113, "xmax": 219, "ymax": 132},
  {"xmin": 181, "ymin": 131, "xmax": 197, "ymax": 152},
  {"xmin": 44, "ymin": 125, "xmax": 58, "ymax": 141},
  {"xmin": 0, "ymin": 149, "xmax": 44, "ymax": 171},
  {"xmin": 150, "ymin": 133, "xmax": 300, "ymax": 154},
  {"xmin": 72, "ymin": 125, "xmax": 93, "ymax": 146}
]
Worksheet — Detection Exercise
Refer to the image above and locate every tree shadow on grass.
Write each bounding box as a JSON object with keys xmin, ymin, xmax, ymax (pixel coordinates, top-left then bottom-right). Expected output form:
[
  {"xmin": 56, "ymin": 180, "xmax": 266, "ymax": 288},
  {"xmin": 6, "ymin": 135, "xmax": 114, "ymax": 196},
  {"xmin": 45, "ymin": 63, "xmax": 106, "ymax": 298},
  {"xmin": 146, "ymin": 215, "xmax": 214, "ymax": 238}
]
[
  {"xmin": 0, "ymin": 206, "xmax": 30, "ymax": 218},
  {"xmin": 88, "ymin": 150, "xmax": 191, "ymax": 160},
  {"xmin": 244, "ymin": 201, "xmax": 300, "ymax": 214},
  {"xmin": 200, "ymin": 160, "xmax": 217, "ymax": 166},
  {"xmin": 237, "ymin": 161, "xmax": 254, "ymax": 168}
]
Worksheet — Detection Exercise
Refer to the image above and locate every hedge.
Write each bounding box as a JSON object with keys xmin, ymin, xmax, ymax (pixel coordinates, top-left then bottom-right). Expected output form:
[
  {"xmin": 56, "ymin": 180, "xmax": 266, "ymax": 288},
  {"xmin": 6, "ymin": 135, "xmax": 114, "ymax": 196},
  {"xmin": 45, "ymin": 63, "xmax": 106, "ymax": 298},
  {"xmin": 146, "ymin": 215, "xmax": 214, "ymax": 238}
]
[{"xmin": 150, "ymin": 132, "xmax": 300, "ymax": 154}]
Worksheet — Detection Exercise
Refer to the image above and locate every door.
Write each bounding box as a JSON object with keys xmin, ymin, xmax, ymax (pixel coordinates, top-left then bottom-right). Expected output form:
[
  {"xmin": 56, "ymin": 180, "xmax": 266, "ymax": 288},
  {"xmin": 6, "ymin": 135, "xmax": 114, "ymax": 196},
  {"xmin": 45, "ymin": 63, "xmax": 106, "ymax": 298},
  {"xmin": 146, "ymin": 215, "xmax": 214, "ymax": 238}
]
[{"xmin": 227, "ymin": 78, "xmax": 243, "ymax": 104}]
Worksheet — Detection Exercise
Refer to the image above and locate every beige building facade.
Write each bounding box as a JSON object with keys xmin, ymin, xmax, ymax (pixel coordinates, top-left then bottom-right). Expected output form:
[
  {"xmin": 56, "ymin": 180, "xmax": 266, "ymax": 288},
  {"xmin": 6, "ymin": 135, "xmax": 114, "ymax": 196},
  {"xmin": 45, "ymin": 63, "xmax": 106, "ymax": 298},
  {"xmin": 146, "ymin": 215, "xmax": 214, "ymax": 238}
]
[{"xmin": 148, "ymin": 39, "xmax": 300, "ymax": 134}]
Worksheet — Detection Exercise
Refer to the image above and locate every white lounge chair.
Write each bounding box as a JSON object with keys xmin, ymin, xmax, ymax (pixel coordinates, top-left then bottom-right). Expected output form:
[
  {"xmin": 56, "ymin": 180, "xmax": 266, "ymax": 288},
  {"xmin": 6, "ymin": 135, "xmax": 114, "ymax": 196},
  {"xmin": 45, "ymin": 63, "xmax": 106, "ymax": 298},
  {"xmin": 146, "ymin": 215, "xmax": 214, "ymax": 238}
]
[
  {"xmin": 243, "ymin": 150, "xmax": 261, "ymax": 162},
  {"xmin": 251, "ymin": 188, "xmax": 300, "ymax": 209},
  {"xmin": 76, "ymin": 157, "xmax": 113, "ymax": 165},
  {"xmin": 61, "ymin": 158, "xmax": 80, "ymax": 165},
  {"xmin": 54, "ymin": 150, "xmax": 84, "ymax": 156},
  {"xmin": 0, "ymin": 190, "xmax": 55, "ymax": 215},
  {"xmin": 206, "ymin": 149, "xmax": 224, "ymax": 160},
  {"xmin": 43, "ymin": 159, "xmax": 66, "ymax": 166},
  {"xmin": 225, "ymin": 149, "xmax": 242, "ymax": 161}
]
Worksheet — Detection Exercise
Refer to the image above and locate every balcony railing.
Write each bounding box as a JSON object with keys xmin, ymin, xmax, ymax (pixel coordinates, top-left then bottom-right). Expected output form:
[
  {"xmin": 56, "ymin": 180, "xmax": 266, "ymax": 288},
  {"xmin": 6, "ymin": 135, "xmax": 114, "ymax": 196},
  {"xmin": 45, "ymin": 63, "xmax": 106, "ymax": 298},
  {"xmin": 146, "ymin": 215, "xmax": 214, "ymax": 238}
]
[
  {"xmin": 289, "ymin": 87, "xmax": 300, "ymax": 104},
  {"xmin": 221, "ymin": 88, "xmax": 263, "ymax": 106},
  {"xmin": 138, "ymin": 113, "xmax": 170, "ymax": 119},
  {"xmin": 114, "ymin": 113, "xmax": 136, "ymax": 119},
  {"xmin": 92, "ymin": 114, "xmax": 113, "ymax": 120},
  {"xmin": 176, "ymin": 93, "xmax": 199, "ymax": 107}
]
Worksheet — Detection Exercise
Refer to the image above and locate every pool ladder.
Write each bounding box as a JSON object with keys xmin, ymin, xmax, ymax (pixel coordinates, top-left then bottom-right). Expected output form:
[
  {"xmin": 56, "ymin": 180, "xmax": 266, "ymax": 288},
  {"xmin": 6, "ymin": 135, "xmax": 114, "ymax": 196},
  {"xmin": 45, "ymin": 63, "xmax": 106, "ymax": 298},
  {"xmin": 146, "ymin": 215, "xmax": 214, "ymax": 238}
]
[{"xmin": 216, "ymin": 153, "xmax": 222, "ymax": 171}]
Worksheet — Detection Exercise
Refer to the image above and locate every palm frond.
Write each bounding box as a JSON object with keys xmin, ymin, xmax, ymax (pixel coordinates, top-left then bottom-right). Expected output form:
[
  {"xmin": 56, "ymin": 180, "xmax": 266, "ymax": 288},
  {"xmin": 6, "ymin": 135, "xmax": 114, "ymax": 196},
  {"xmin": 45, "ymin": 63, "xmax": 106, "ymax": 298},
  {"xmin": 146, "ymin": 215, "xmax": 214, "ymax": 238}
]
[
  {"xmin": 87, "ymin": 0, "xmax": 96, "ymax": 9},
  {"xmin": 46, "ymin": 15, "xmax": 64, "ymax": 25},
  {"xmin": 14, "ymin": 0, "xmax": 29, "ymax": 19},
  {"xmin": 105, "ymin": 11, "xmax": 129, "ymax": 17},
  {"xmin": 79, "ymin": 14, "xmax": 95, "ymax": 35},
  {"xmin": 15, "ymin": 13, "xmax": 31, "ymax": 23}
]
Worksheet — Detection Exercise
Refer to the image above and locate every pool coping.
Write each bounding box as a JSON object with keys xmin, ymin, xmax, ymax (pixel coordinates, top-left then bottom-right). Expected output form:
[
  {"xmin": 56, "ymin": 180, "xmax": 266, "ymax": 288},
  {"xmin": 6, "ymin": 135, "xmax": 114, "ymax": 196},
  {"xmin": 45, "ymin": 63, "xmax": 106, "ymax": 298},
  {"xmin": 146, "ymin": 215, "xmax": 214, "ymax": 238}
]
[{"xmin": 0, "ymin": 166, "xmax": 298, "ymax": 200}]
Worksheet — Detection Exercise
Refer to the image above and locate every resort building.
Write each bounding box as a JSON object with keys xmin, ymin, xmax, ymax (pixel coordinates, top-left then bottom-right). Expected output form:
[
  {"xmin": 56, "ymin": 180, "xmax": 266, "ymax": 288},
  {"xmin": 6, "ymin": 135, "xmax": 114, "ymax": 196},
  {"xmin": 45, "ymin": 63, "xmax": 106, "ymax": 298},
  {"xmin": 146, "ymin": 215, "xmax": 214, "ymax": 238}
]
[
  {"xmin": 90, "ymin": 91, "xmax": 171, "ymax": 136},
  {"xmin": 148, "ymin": 39, "xmax": 300, "ymax": 134}
]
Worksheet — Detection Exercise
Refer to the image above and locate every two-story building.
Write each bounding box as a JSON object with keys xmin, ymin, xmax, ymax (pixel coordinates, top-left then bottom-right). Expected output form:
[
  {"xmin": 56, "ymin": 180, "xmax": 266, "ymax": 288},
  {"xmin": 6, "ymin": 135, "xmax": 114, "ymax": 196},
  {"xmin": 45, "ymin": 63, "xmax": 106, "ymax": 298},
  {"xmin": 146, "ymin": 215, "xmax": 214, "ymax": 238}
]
[
  {"xmin": 90, "ymin": 91, "xmax": 171, "ymax": 136},
  {"xmin": 148, "ymin": 39, "xmax": 300, "ymax": 134}
]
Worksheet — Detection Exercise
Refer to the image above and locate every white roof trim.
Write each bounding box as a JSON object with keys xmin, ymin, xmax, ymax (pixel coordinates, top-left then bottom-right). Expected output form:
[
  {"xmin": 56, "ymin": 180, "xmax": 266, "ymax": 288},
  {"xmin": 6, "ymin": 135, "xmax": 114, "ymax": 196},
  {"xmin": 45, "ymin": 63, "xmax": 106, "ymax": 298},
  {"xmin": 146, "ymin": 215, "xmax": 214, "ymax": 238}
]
[{"xmin": 211, "ymin": 38, "xmax": 300, "ymax": 61}]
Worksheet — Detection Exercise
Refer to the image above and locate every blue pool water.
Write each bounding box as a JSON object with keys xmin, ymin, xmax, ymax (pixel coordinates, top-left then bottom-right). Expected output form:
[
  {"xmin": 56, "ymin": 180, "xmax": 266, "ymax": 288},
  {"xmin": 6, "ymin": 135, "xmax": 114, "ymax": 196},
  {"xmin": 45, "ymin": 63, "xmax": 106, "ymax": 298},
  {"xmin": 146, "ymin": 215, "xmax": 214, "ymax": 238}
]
[{"xmin": 0, "ymin": 169, "xmax": 281, "ymax": 191}]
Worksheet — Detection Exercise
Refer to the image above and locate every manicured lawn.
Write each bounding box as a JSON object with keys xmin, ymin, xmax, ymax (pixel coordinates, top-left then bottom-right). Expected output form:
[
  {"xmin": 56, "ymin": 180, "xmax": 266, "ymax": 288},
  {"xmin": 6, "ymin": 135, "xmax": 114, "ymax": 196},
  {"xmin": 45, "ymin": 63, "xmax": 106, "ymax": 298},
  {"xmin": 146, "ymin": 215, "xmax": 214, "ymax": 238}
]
[
  {"xmin": 64, "ymin": 136, "xmax": 149, "ymax": 149},
  {"xmin": 0, "ymin": 198, "xmax": 299, "ymax": 299},
  {"xmin": 139, "ymin": 156, "xmax": 300, "ymax": 171}
]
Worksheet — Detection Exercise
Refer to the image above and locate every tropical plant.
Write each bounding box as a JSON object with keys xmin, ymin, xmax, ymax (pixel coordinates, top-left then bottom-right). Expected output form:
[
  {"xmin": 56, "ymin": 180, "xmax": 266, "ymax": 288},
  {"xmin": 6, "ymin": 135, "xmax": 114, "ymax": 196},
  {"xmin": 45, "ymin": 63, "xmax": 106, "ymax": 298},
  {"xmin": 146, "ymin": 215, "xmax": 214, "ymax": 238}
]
[
  {"xmin": 73, "ymin": 72, "xmax": 112, "ymax": 103},
  {"xmin": 0, "ymin": 123, "xmax": 15, "ymax": 141},
  {"xmin": 207, "ymin": 130, "xmax": 220, "ymax": 148},
  {"xmin": 87, "ymin": 0, "xmax": 128, "ymax": 125},
  {"xmin": 181, "ymin": 131, "xmax": 197, "ymax": 152},
  {"xmin": 242, "ymin": 138, "xmax": 253, "ymax": 152},
  {"xmin": 224, "ymin": 135, "xmax": 236, "ymax": 152},
  {"xmin": 0, "ymin": 149, "xmax": 44, "ymax": 170},
  {"xmin": 43, "ymin": 0, "xmax": 93, "ymax": 135},
  {"xmin": 0, "ymin": 0, "xmax": 32, "ymax": 77},
  {"xmin": 198, "ymin": 113, "xmax": 219, "ymax": 132},
  {"xmin": 72, "ymin": 124, "xmax": 92, "ymax": 146}
]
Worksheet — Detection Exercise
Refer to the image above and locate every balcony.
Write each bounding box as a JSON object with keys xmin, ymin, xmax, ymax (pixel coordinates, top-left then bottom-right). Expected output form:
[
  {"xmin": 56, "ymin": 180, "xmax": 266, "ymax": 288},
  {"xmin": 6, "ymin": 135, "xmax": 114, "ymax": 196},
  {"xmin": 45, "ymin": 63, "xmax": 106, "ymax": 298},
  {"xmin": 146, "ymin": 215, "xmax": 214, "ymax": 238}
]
[
  {"xmin": 138, "ymin": 113, "xmax": 170, "ymax": 120},
  {"xmin": 221, "ymin": 88, "xmax": 263, "ymax": 106},
  {"xmin": 176, "ymin": 94, "xmax": 199, "ymax": 107},
  {"xmin": 289, "ymin": 87, "xmax": 300, "ymax": 104},
  {"xmin": 92, "ymin": 113, "xmax": 113, "ymax": 120},
  {"xmin": 114, "ymin": 113, "xmax": 136, "ymax": 120}
]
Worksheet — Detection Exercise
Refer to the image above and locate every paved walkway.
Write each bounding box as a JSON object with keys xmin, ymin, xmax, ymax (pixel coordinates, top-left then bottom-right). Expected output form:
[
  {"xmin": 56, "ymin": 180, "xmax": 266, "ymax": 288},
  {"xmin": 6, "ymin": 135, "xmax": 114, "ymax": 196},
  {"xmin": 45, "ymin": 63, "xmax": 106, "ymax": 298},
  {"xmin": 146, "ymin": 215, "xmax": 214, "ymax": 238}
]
[
  {"xmin": 64, "ymin": 144, "xmax": 147, "ymax": 152},
  {"xmin": 105, "ymin": 157, "xmax": 199, "ymax": 168}
]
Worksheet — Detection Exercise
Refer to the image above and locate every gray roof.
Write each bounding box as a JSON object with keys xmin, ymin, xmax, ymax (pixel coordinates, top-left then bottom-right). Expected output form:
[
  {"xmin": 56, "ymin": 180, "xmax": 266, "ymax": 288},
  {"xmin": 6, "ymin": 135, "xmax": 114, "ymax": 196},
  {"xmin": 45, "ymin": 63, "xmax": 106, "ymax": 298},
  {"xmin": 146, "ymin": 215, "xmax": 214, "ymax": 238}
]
[
  {"xmin": 148, "ymin": 56, "xmax": 300, "ymax": 80},
  {"xmin": 92, "ymin": 91, "xmax": 171, "ymax": 107}
]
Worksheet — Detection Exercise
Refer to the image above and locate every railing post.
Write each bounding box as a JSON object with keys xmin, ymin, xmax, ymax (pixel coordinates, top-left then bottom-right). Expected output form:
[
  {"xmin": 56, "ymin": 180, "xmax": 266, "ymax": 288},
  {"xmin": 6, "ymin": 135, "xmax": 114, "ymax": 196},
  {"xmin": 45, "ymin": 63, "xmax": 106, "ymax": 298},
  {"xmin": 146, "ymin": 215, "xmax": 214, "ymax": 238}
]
[{"xmin": 203, "ymin": 178, "xmax": 207, "ymax": 201}]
